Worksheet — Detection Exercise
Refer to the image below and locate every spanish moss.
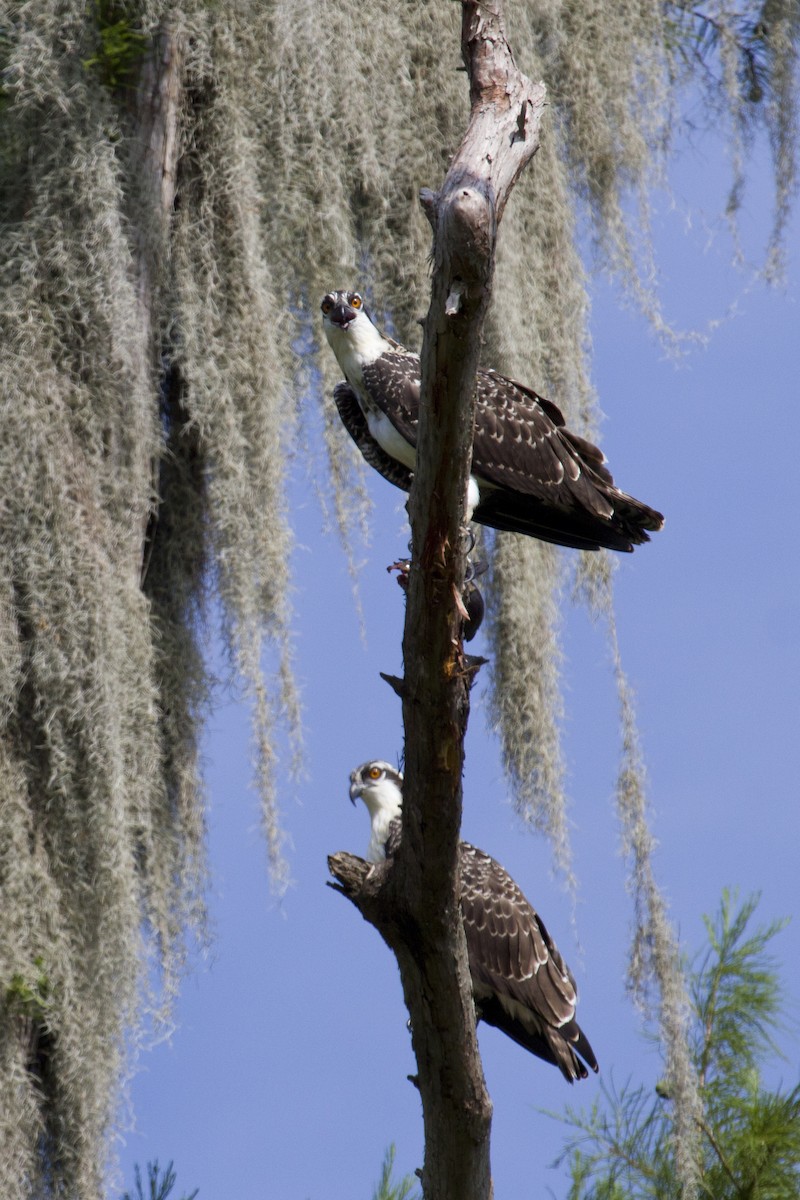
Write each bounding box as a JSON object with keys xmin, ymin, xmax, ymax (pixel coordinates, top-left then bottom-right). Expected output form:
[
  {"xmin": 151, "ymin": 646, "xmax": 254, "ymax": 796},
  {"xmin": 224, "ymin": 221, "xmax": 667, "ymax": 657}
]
[{"xmin": 579, "ymin": 557, "xmax": 704, "ymax": 1194}]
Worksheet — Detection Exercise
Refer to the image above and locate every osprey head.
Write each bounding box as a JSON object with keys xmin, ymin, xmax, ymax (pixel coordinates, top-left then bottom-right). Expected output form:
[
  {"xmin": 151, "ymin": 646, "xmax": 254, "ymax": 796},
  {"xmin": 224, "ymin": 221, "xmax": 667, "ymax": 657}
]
[
  {"xmin": 320, "ymin": 289, "xmax": 391, "ymax": 377},
  {"xmin": 349, "ymin": 760, "xmax": 403, "ymax": 863},
  {"xmin": 321, "ymin": 289, "xmax": 370, "ymax": 332}
]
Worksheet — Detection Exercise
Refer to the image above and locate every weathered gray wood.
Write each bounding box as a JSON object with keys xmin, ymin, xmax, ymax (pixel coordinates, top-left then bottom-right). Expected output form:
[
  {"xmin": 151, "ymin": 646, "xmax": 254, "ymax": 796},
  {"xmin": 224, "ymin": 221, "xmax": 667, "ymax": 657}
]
[
  {"xmin": 127, "ymin": 28, "xmax": 184, "ymax": 581},
  {"xmin": 329, "ymin": 4, "xmax": 545, "ymax": 1197}
]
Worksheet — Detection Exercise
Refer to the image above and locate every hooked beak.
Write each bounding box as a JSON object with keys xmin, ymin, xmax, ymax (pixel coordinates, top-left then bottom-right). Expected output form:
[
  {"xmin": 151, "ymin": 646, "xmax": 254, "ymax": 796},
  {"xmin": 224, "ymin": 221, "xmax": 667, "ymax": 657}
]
[
  {"xmin": 330, "ymin": 301, "xmax": 357, "ymax": 329},
  {"xmin": 349, "ymin": 776, "xmax": 360, "ymax": 805}
]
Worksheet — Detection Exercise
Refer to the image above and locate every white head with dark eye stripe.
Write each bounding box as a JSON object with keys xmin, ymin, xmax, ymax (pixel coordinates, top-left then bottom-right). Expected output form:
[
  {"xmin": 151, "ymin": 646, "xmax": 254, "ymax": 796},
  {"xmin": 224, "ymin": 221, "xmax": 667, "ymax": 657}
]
[
  {"xmin": 348, "ymin": 760, "xmax": 403, "ymax": 864},
  {"xmin": 320, "ymin": 290, "xmax": 393, "ymax": 384}
]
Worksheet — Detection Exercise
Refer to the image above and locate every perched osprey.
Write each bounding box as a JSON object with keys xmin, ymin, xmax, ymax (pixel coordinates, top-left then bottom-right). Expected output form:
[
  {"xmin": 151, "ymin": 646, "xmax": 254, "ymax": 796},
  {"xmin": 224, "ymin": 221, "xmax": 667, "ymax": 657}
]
[
  {"xmin": 349, "ymin": 760, "xmax": 599, "ymax": 1081},
  {"xmin": 322, "ymin": 289, "xmax": 663, "ymax": 553}
]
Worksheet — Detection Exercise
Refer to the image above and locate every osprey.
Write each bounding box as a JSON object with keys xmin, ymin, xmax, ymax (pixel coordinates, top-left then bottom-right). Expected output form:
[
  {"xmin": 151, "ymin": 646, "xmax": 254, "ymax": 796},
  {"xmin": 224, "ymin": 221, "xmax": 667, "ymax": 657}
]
[
  {"xmin": 321, "ymin": 289, "xmax": 663, "ymax": 553},
  {"xmin": 349, "ymin": 760, "xmax": 599, "ymax": 1082}
]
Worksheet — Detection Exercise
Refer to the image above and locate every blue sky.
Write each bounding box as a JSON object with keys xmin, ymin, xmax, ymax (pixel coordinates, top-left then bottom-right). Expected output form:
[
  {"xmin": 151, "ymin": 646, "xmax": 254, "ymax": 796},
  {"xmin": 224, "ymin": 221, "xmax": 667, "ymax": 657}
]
[{"xmin": 115, "ymin": 132, "xmax": 799, "ymax": 1199}]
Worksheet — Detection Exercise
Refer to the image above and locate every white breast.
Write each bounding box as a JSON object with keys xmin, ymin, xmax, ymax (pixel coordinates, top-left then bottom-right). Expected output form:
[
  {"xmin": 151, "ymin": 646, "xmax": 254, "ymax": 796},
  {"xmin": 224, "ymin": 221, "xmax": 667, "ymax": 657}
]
[{"xmin": 366, "ymin": 409, "xmax": 417, "ymax": 471}]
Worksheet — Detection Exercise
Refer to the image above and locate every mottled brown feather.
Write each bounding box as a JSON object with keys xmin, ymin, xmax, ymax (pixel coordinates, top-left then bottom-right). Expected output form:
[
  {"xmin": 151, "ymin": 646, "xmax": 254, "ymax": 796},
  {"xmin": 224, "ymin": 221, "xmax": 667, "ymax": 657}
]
[
  {"xmin": 460, "ymin": 841, "xmax": 598, "ymax": 1081},
  {"xmin": 351, "ymin": 351, "xmax": 663, "ymax": 552}
]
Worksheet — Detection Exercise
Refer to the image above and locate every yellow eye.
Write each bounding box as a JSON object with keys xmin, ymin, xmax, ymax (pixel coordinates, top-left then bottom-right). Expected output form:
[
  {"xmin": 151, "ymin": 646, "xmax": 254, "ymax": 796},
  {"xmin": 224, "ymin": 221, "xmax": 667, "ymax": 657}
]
[
  {"xmin": 368, "ymin": 766, "xmax": 381, "ymax": 780},
  {"xmin": 321, "ymin": 297, "xmax": 333, "ymax": 314},
  {"xmin": 350, "ymin": 294, "xmax": 363, "ymax": 309}
]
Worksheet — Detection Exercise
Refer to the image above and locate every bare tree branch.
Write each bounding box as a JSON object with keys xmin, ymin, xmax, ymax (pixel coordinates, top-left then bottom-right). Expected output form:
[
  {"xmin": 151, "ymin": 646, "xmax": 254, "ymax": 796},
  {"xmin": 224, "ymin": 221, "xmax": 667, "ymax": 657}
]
[{"xmin": 329, "ymin": 4, "xmax": 545, "ymax": 1196}]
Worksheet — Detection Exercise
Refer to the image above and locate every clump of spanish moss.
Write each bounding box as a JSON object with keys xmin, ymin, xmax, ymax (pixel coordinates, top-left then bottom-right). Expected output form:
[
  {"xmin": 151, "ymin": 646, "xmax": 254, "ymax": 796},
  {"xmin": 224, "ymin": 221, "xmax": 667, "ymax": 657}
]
[
  {"xmin": 485, "ymin": 539, "xmax": 572, "ymax": 885},
  {"xmin": 479, "ymin": 105, "xmax": 597, "ymax": 878},
  {"xmin": 664, "ymin": 0, "xmax": 799, "ymax": 282},
  {"xmin": 577, "ymin": 556, "xmax": 704, "ymax": 1196},
  {"xmin": 0, "ymin": 2, "xmax": 298, "ymax": 1193},
  {"xmin": 0, "ymin": 6, "xmax": 174, "ymax": 1193},
  {"xmin": 170, "ymin": 11, "xmax": 302, "ymax": 886}
]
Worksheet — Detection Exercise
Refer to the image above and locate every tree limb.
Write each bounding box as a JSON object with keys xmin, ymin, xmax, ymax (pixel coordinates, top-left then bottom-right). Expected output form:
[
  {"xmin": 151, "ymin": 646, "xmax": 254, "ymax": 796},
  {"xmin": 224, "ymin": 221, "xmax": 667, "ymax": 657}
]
[{"xmin": 329, "ymin": 5, "xmax": 545, "ymax": 1197}]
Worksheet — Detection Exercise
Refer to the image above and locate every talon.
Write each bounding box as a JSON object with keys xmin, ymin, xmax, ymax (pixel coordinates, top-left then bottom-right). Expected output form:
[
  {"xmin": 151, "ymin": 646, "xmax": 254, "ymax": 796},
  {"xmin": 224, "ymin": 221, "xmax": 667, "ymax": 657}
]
[
  {"xmin": 462, "ymin": 577, "xmax": 485, "ymax": 641},
  {"xmin": 453, "ymin": 581, "xmax": 470, "ymax": 621},
  {"xmin": 387, "ymin": 558, "xmax": 411, "ymax": 591}
]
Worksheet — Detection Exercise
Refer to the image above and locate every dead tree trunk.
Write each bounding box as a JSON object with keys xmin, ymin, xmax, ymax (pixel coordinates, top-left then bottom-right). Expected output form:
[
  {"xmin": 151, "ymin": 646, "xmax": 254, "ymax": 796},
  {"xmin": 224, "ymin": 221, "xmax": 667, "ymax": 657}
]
[
  {"xmin": 329, "ymin": 5, "xmax": 545, "ymax": 1197},
  {"xmin": 126, "ymin": 27, "xmax": 184, "ymax": 578}
]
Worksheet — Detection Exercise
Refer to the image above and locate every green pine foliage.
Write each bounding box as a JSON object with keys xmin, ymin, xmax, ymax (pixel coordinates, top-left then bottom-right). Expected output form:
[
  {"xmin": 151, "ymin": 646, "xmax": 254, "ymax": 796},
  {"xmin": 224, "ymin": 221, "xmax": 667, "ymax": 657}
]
[
  {"xmin": 371, "ymin": 1145, "xmax": 421, "ymax": 1200},
  {"xmin": 121, "ymin": 1160, "xmax": 198, "ymax": 1200},
  {"xmin": 553, "ymin": 891, "xmax": 799, "ymax": 1199}
]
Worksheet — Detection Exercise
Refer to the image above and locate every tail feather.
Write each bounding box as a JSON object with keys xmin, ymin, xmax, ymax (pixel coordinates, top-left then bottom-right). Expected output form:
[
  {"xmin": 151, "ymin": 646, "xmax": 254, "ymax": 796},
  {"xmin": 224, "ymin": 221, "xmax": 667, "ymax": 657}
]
[
  {"xmin": 476, "ymin": 995, "xmax": 599, "ymax": 1083},
  {"xmin": 473, "ymin": 490, "xmax": 658, "ymax": 552}
]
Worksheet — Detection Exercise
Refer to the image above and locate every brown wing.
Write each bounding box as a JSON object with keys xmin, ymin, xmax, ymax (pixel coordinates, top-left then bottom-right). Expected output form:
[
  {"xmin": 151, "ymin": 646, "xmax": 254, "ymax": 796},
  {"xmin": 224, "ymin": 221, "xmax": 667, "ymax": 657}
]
[
  {"xmin": 356, "ymin": 353, "xmax": 663, "ymax": 552},
  {"xmin": 471, "ymin": 371, "xmax": 597, "ymax": 501},
  {"xmin": 472, "ymin": 370, "xmax": 663, "ymax": 546},
  {"xmin": 360, "ymin": 351, "xmax": 422, "ymax": 450},
  {"xmin": 333, "ymin": 382, "xmax": 413, "ymax": 493},
  {"xmin": 360, "ymin": 354, "xmax": 606, "ymax": 504},
  {"xmin": 459, "ymin": 842, "xmax": 598, "ymax": 1081}
]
